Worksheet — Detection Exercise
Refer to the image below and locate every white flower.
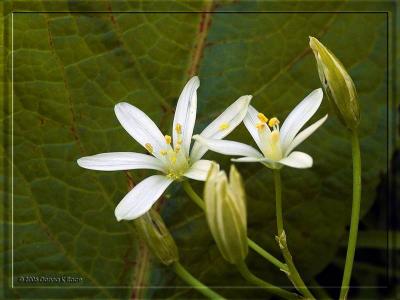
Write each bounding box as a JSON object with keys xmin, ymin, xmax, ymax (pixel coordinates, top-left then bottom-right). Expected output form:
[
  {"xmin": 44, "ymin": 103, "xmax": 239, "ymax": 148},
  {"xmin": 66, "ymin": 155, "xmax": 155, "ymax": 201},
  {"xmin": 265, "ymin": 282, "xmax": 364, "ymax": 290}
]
[
  {"xmin": 77, "ymin": 76, "xmax": 251, "ymax": 221},
  {"xmin": 193, "ymin": 88, "xmax": 327, "ymax": 169}
]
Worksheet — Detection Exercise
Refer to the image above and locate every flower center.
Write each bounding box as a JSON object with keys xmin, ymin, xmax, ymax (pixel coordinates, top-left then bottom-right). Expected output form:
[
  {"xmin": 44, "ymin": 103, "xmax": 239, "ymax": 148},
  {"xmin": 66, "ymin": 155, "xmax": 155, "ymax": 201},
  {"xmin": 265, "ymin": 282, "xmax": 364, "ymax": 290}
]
[
  {"xmin": 256, "ymin": 113, "xmax": 282, "ymax": 161},
  {"xmin": 161, "ymin": 123, "xmax": 190, "ymax": 180}
]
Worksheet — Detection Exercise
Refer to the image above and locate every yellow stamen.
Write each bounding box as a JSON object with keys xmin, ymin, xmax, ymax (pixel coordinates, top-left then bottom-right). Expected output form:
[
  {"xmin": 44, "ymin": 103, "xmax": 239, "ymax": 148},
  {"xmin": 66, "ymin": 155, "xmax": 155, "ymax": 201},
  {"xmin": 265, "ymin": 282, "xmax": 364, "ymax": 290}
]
[
  {"xmin": 270, "ymin": 131, "xmax": 280, "ymax": 143},
  {"xmin": 177, "ymin": 137, "xmax": 183, "ymax": 145},
  {"xmin": 268, "ymin": 117, "xmax": 280, "ymax": 128},
  {"xmin": 257, "ymin": 112, "xmax": 268, "ymax": 123},
  {"xmin": 175, "ymin": 123, "xmax": 182, "ymax": 134},
  {"xmin": 145, "ymin": 143, "xmax": 153, "ymax": 154},
  {"xmin": 218, "ymin": 122, "xmax": 230, "ymax": 131},
  {"xmin": 165, "ymin": 135, "xmax": 172, "ymax": 144},
  {"xmin": 170, "ymin": 155, "xmax": 177, "ymax": 164},
  {"xmin": 256, "ymin": 122, "xmax": 266, "ymax": 130},
  {"xmin": 160, "ymin": 150, "xmax": 167, "ymax": 156},
  {"xmin": 175, "ymin": 144, "xmax": 181, "ymax": 152}
]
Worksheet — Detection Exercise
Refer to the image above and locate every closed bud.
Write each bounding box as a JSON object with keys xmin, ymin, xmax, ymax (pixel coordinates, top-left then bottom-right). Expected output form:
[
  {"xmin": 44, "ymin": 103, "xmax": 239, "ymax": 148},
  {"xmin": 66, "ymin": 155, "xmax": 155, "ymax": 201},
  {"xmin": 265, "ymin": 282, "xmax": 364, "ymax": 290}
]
[
  {"xmin": 309, "ymin": 36, "xmax": 360, "ymax": 129},
  {"xmin": 204, "ymin": 163, "xmax": 248, "ymax": 264},
  {"xmin": 134, "ymin": 209, "xmax": 178, "ymax": 265}
]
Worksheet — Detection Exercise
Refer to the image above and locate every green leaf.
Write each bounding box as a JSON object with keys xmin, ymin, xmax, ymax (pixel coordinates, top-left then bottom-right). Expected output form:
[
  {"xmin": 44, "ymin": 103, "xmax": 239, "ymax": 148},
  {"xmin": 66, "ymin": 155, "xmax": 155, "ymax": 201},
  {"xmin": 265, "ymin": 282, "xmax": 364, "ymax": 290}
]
[{"xmin": 3, "ymin": 1, "xmax": 392, "ymax": 299}]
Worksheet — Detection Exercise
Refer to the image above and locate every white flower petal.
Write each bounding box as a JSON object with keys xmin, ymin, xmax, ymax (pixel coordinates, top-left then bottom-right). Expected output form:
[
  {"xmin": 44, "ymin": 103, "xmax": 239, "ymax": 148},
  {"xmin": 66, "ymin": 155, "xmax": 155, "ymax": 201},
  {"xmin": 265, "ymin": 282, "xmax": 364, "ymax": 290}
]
[
  {"xmin": 114, "ymin": 175, "xmax": 173, "ymax": 221},
  {"xmin": 114, "ymin": 102, "xmax": 170, "ymax": 159},
  {"xmin": 184, "ymin": 159, "xmax": 214, "ymax": 181},
  {"xmin": 284, "ymin": 114, "xmax": 328, "ymax": 156},
  {"xmin": 280, "ymin": 88, "xmax": 323, "ymax": 150},
  {"xmin": 232, "ymin": 156, "xmax": 276, "ymax": 169},
  {"xmin": 77, "ymin": 152, "xmax": 166, "ymax": 172},
  {"xmin": 243, "ymin": 105, "xmax": 270, "ymax": 150},
  {"xmin": 200, "ymin": 95, "xmax": 252, "ymax": 139},
  {"xmin": 173, "ymin": 76, "xmax": 200, "ymax": 156},
  {"xmin": 190, "ymin": 95, "xmax": 252, "ymax": 161},
  {"xmin": 231, "ymin": 156, "xmax": 273, "ymax": 163},
  {"xmin": 193, "ymin": 135, "xmax": 263, "ymax": 158},
  {"xmin": 278, "ymin": 151, "xmax": 313, "ymax": 169}
]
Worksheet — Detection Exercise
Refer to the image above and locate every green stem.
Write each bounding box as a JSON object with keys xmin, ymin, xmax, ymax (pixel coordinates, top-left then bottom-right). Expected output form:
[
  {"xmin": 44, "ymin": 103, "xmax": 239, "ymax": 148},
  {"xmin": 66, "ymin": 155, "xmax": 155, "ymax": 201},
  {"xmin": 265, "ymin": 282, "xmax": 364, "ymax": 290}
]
[
  {"xmin": 182, "ymin": 181, "xmax": 288, "ymax": 272},
  {"xmin": 173, "ymin": 262, "xmax": 225, "ymax": 299},
  {"xmin": 273, "ymin": 170, "xmax": 315, "ymax": 300},
  {"xmin": 247, "ymin": 239, "xmax": 288, "ymax": 271},
  {"xmin": 310, "ymin": 279, "xmax": 333, "ymax": 300},
  {"xmin": 182, "ymin": 180, "xmax": 205, "ymax": 210},
  {"xmin": 236, "ymin": 261, "xmax": 299, "ymax": 300},
  {"xmin": 339, "ymin": 131, "xmax": 362, "ymax": 300}
]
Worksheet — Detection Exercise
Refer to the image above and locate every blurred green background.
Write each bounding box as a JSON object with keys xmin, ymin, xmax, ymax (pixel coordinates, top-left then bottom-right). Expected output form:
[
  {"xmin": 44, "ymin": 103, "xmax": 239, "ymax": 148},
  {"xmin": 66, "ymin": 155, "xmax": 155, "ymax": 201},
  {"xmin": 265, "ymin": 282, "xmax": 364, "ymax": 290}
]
[{"xmin": 2, "ymin": 0, "xmax": 398, "ymax": 299}]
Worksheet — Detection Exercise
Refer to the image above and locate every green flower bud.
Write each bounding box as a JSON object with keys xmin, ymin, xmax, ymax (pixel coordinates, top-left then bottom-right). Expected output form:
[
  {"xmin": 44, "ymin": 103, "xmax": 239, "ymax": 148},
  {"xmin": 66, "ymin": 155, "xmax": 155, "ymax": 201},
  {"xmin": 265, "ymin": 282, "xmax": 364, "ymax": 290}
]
[
  {"xmin": 309, "ymin": 36, "xmax": 360, "ymax": 129},
  {"xmin": 134, "ymin": 209, "xmax": 178, "ymax": 266},
  {"xmin": 204, "ymin": 163, "xmax": 248, "ymax": 264}
]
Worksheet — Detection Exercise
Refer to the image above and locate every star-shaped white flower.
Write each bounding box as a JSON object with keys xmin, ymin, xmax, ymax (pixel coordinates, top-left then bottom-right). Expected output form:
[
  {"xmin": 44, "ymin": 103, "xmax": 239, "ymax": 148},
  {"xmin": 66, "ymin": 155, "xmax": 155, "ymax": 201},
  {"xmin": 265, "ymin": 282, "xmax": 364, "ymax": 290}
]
[
  {"xmin": 77, "ymin": 77, "xmax": 251, "ymax": 221},
  {"xmin": 193, "ymin": 88, "xmax": 327, "ymax": 169}
]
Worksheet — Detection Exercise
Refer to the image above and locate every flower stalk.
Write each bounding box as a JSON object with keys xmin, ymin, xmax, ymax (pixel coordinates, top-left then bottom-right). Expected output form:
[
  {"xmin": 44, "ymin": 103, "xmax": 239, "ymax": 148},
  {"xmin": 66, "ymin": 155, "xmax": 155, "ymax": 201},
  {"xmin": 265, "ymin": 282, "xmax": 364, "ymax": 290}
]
[
  {"xmin": 339, "ymin": 130, "xmax": 362, "ymax": 299},
  {"xmin": 173, "ymin": 262, "xmax": 226, "ymax": 299},
  {"xmin": 236, "ymin": 261, "xmax": 299, "ymax": 300},
  {"xmin": 273, "ymin": 170, "xmax": 315, "ymax": 300},
  {"xmin": 309, "ymin": 37, "xmax": 363, "ymax": 299}
]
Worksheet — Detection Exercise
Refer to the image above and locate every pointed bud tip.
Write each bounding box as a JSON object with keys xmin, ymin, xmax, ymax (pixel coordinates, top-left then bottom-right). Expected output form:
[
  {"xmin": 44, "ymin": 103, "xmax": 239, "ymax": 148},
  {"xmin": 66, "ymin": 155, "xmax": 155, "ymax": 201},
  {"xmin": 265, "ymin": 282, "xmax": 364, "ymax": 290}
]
[
  {"xmin": 309, "ymin": 36, "xmax": 319, "ymax": 48},
  {"xmin": 308, "ymin": 36, "xmax": 360, "ymax": 129}
]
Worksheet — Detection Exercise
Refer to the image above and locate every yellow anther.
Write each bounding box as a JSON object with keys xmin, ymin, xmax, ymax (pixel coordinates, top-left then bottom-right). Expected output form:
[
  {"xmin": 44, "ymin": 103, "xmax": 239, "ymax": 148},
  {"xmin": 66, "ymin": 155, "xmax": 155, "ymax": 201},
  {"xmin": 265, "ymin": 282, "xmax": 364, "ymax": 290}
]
[
  {"xmin": 177, "ymin": 137, "xmax": 183, "ymax": 145},
  {"xmin": 270, "ymin": 131, "xmax": 280, "ymax": 143},
  {"xmin": 165, "ymin": 135, "xmax": 172, "ymax": 144},
  {"xmin": 218, "ymin": 122, "xmax": 230, "ymax": 131},
  {"xmin": 268, "ymin": 117, "xmax": 280, "ymax": 128},
  {"xmin": 256, "ymin": 122, "xmax": 266, "ymax": 130},
  {"xmin": 175, "ymin": 123, "xmax": 182, "ymax": 134},
  {"xmin": 257, "ymin": 112, "xmax": 268, "ymax": 123},
  {"xmin": 145, "ymin": 143, "xmax": 153, "ymax": 154},
  {"xmin": 170, "ymin": 155, "xmax": 177, "ymax": 164},
  {"xmin": 175, "ymin": 144, "xmax": 181, "ymax": 152},
  {"xmin": 160, "ymin": 150, "xmax": 167, "ymax": 156}
]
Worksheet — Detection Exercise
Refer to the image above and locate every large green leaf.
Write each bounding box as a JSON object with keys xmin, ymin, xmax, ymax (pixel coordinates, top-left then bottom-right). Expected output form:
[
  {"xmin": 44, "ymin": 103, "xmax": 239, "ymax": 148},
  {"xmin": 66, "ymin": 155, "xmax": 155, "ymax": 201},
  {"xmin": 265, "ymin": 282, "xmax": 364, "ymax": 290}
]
[{"xmin": 3, "ymin": 1, "xmax": 393, "ymax": 299}]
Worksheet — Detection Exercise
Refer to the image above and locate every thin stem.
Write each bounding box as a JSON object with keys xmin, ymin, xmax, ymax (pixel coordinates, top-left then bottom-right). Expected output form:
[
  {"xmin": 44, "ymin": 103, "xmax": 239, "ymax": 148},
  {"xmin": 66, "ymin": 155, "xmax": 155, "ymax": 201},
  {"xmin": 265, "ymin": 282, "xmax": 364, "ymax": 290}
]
[
  {"xmin": 182, "ymin": 181, "xmax": 205, "ymax": 209},
  {"xmin": 339, "ymin": 131, "xmax": 362, "ymax": 300},
  {"xmin": 274, "ymin": 170, "xmax": 284, "ymax": 234},
  {"xmin": 273, "ymin": 170, "xmax": 315, "ymax": 300},
  {"xmin": 310, "ymin": 279, "xmax": 333, "ymax": 300},
  {"xmin": 236, "ymin": 261, "xmax": 299, "ymax": 300},
  {"xmin": 182, "ymin": 181, "xmax": 288, "ymax": 272},
  {"xmin": 173, "ymin": 262, "xmax": 225, "ymax": 299},
  {"xmin": 247, "ymin": 239, "xmax": 288, "ymax": 271}
]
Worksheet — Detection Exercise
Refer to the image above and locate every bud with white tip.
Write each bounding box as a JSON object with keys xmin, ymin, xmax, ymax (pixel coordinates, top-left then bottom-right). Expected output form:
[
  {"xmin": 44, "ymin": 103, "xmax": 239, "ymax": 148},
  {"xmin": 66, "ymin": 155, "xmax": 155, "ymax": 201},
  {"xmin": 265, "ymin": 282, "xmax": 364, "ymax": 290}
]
[{"xmin": 309, "ymin": 36, "xmax": 359, "ymax": 130}]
